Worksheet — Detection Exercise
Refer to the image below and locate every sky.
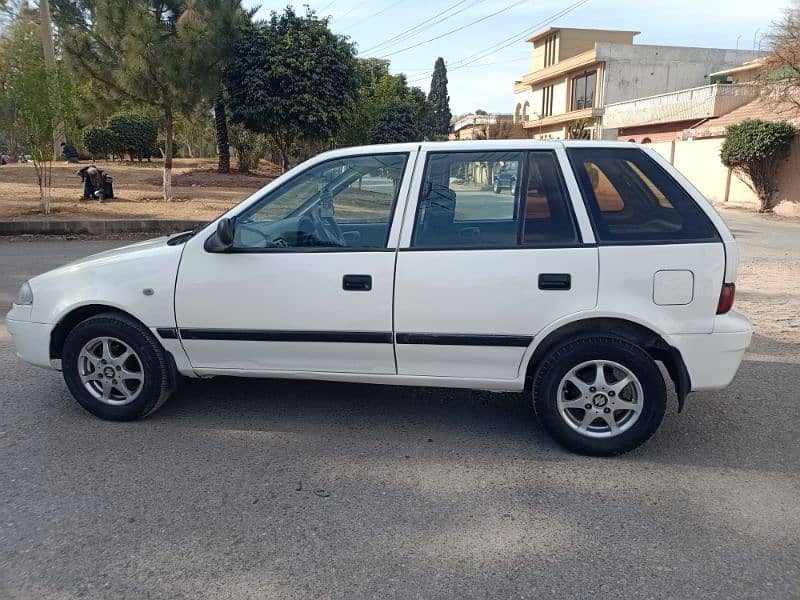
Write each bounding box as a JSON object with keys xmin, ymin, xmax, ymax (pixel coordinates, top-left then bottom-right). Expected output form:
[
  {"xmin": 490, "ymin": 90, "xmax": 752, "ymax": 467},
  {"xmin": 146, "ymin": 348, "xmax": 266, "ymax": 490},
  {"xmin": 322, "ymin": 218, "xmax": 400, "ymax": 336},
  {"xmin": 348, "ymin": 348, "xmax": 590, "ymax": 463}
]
[{"xmin": 243, "ymin": 0, "xmax": 790, "ymax": 116}]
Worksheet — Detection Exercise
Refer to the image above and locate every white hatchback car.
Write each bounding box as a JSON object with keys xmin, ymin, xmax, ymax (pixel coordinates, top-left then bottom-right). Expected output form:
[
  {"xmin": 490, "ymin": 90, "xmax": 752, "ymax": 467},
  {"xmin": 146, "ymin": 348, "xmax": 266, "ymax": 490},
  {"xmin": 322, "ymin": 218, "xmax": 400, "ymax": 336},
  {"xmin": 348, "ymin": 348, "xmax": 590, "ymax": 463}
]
[{"xmin": 7, "ymin": 141, "xmax": 752, "ymax": 455}]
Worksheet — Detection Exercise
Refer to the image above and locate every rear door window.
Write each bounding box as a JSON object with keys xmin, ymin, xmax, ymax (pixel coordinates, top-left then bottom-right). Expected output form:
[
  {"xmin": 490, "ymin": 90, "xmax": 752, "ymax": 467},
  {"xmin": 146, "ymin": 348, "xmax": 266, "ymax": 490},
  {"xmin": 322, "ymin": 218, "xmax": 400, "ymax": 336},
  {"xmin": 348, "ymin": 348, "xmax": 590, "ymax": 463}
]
[
  {"xmin": 567, "ymin": 147, "xmax": 719, "ymax": 244},
  {"xmin": 411, "ymin": 150, "xmax": 580, "ymax": 249},
  {"xmin": 412, "ymin": 151, "xmax": 523, "ymax": 248}
]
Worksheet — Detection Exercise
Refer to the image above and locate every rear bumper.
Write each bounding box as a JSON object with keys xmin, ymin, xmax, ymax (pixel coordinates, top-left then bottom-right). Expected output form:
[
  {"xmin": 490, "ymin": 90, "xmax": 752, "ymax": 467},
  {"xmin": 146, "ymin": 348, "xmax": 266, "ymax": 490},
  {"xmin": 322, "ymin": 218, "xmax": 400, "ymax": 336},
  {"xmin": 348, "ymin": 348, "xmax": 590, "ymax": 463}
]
[
  {"xmin": 5, "ymin": 317, "xmax": 54, "ymax": 369},
  {"xmin": 671, "ymin": 312, "xmax": 752, "ymax": 391}
]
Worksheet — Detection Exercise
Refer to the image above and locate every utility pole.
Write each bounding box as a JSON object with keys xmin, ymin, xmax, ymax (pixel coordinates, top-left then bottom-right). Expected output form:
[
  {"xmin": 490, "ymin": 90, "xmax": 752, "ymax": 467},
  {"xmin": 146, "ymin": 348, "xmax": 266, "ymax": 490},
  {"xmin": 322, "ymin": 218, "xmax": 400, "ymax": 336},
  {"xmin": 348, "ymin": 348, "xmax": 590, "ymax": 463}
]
[{"xmin": 39, "ymin": 0, "xmax": 64, "ymax": 160}]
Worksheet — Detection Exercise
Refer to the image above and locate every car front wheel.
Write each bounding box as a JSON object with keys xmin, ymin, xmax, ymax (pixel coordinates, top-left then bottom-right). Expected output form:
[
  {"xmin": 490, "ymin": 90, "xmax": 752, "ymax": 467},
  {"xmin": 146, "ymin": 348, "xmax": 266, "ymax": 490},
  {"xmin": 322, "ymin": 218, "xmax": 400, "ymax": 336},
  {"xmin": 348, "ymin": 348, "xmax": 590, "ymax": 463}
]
[
  {"xmin": 533, "ymin": 335, "xmax": 667, "ymax": 456},
  {"xmin": 62, "ymin": 313, "xmax": 175, "ymax": 421}
]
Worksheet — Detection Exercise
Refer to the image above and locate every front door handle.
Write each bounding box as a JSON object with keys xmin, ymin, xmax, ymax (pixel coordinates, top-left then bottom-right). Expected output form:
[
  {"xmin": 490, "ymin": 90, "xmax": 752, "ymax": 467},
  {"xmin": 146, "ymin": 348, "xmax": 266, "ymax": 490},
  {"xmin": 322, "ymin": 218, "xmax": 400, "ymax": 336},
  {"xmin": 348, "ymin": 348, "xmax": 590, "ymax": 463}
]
[
  {"xmin": 343, "ymin": 274, "xmax": 372, "ymax": 291},
  {"xmin": 538, "ymin": 273, "xmax": 571, "ymax": 290}
]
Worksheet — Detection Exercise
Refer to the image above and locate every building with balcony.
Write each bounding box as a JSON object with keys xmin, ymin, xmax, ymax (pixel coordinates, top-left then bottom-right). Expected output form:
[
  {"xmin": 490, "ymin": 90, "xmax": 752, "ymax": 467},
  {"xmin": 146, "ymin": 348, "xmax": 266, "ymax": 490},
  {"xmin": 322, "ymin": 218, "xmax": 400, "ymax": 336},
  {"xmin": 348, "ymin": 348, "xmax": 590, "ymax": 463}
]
[
  {"xmin": 449, "ymin": 112, "xmax": 522, "ymax": 140},
  {"xmin": 605, "ymin": 83, "xmax": 761, "ymax": 143},
  {"xmin": 512, "ymin": 27, "xmax": 765, "ymax": 140}
]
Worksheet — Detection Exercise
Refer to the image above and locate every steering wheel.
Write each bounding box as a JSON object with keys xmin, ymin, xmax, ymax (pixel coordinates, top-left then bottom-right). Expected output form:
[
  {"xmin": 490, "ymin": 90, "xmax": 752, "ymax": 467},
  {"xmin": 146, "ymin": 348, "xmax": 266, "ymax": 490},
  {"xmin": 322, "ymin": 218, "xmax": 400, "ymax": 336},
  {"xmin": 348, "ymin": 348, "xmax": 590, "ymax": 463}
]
[{"xmin": 309, "ymin": 201, "xmax": 346, "ymax": 248}]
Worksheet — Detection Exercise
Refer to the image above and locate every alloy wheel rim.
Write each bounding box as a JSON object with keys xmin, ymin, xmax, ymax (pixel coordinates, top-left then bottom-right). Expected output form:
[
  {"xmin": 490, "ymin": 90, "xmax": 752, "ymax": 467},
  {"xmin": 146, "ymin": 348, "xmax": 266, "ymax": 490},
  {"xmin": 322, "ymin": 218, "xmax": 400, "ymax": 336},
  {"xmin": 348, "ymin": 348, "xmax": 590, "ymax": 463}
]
[
  {"xmin": 556, "ymin": 359, "xmax": 644, "ymax": 439},
  {"xmin": 77, "ymin": 336, "xmax": 144, "ymax": 406}
]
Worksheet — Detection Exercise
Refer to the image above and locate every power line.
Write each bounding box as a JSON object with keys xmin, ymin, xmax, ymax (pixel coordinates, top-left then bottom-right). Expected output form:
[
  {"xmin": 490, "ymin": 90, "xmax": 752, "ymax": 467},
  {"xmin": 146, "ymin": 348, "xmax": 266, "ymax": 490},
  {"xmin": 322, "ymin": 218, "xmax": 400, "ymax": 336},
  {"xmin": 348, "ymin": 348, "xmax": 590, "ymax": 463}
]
[
  {"xmin": 405, "ymin": 0, "xmax": 592, "ymax": 86},
  {"xmin": 379, "ymin": 0, "xmax": 529, "ymax": 58},
  {"xmin": 449, "ymin": 0, "xmax": 592, "ymax": 68},
  {"xmin": 364, "ymin": 0, "xmax": 476, "ymax": 52},
  {"xmin": 361, "ymin": 0, "xmax": 485, "ymax": 54},
  {"xmin": 335, "ymin": 1, "xmax": 368, "ymax": 20},
  {"xmin": 346, "ymin": 0, "xmax": 405, "ymax": 29}
]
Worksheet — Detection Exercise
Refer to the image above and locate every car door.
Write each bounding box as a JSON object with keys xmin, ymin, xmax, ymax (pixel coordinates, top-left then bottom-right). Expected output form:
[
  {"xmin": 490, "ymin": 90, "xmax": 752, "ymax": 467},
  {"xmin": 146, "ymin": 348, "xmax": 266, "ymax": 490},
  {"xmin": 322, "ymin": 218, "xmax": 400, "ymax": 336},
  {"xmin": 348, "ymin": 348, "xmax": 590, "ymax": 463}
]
[
  {"xmin": 174, "ymin": 149, "xmax": 416, "ymax": 375},
  {"xmin": 393, "ymin": 146, "xmax": 599, "ymax": 381}
]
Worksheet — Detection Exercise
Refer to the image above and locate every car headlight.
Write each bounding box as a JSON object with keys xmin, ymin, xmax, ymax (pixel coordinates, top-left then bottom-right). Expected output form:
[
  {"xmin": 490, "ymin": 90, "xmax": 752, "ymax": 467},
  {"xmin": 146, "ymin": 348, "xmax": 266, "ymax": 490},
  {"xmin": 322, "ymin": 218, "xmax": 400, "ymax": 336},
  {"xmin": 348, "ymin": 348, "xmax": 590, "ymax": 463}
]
[{"xmin": 15, "ymin": 281, "xmax": 33, "ymax": 305}]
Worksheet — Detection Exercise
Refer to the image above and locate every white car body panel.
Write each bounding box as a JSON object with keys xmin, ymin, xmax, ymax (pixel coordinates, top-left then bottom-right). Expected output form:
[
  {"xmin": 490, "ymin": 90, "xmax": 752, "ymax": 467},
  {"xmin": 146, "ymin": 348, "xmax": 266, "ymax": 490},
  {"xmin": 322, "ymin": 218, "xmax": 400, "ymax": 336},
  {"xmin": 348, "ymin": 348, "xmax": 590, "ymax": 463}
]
[
  {"xmin": 174, "ymin": 249, "xmax": 397, "ymax": 373},
  {"xmin": 394, "ymin": 248, "xmax": 599, "ymax": 379},
  {"xmin": 5, "ymin": 140, "xmax": 751, "ymax": 401}
]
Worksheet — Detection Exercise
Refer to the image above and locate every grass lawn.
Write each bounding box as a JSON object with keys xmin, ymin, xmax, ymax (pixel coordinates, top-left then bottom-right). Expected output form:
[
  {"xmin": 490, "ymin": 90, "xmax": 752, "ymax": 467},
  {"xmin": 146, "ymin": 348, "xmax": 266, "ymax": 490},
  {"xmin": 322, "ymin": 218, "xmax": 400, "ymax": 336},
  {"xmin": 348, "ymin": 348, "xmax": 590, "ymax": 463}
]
[{"xmin": 0, "ymin": 158, "xmax": 280, "ymax": 221}]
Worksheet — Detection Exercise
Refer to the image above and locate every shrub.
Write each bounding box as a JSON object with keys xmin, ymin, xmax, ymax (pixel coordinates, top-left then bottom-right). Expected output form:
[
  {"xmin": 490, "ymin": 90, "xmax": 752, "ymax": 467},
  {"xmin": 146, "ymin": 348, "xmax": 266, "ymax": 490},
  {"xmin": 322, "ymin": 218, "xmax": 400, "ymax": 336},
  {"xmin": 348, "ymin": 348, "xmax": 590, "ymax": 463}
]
[
  {"xmin": 229, "ymin": 124, "xmax": 269, "ymax": 173},
  {"xmin": 82, "ymin": 126, "xmax": 119, "ymax": 160},
  {"xmin": 720, "ymin": 119, "xmax": 797, "ymax": 212},
  {"xmin": 107, "ymin": 111, "xmax": 158, "ymax": 161}
]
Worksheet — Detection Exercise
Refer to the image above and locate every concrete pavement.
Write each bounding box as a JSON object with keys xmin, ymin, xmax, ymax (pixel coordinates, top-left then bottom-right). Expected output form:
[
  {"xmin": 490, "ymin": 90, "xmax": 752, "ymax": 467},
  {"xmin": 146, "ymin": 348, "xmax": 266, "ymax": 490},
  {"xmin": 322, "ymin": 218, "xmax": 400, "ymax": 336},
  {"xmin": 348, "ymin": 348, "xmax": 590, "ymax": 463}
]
[{"xmin": 1, "ymin": 212, "xmax": 798, "ymax": 599}]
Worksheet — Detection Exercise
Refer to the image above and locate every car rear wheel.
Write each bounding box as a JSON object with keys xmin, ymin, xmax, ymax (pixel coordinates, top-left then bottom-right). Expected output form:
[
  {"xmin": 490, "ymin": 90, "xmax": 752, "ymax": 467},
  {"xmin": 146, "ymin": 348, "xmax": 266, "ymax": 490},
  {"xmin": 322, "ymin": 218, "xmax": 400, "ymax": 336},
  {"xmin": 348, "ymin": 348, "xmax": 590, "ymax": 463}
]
[
  {"xmin": 533, "ymin": 335, "xmax": 666, "ymax": 456},
  {"xmin": 62, "ymin": 313, "xmax": 175, "ymax": 420}
]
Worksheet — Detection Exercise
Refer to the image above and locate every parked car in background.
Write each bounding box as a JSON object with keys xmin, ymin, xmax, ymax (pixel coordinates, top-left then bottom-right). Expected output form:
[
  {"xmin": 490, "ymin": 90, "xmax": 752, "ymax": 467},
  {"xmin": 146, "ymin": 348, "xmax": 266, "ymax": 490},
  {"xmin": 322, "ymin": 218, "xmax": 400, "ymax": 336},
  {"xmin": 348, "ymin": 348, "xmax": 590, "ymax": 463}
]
[
  {"xmin": 494, "ymin": 162, "xmax": 517, "ymax": 193},
  {"xmin": 6, "ymin": 140, "xmax": 751, "ymax": 456}
]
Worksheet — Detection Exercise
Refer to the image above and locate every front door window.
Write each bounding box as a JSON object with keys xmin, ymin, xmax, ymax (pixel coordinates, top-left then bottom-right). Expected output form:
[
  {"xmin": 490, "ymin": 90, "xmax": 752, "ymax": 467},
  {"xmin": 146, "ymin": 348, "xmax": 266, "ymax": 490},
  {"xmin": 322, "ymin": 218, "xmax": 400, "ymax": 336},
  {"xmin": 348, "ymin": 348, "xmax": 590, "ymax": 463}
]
[{"xmin": 233, "ymin": 153, "xmax": 408, "ymax": 250}]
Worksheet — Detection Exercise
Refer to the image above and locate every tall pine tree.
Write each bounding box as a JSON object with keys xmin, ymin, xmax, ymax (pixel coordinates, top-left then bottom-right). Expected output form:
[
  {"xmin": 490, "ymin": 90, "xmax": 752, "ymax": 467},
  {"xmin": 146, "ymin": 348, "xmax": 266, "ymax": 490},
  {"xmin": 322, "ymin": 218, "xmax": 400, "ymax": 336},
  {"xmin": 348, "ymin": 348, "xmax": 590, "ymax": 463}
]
[
  {"xmin": 58, "ymin": 0, "xmax": 240, "ymax": 199},
  {"xmin": 427, "ymin": 57, "xmax": 451, "ymax": 139}
]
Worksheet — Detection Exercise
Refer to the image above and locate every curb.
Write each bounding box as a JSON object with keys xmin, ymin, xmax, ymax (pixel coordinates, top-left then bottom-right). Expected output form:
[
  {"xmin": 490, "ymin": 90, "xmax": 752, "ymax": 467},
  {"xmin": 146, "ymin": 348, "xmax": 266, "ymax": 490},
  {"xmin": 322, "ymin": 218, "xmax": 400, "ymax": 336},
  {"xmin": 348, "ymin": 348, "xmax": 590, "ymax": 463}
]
[{"xmin": 0, "ymin": 219, "xmax": 206, "ymax": 236}]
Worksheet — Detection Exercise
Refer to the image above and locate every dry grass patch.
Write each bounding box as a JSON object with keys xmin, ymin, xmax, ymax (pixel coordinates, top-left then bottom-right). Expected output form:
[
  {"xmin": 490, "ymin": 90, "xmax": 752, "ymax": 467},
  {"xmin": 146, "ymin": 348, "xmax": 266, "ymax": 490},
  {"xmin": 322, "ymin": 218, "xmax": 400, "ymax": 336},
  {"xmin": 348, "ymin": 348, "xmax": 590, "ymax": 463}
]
[{"xmin": 0, "ymin": 158, "xmax": 279, "ymax": 221}]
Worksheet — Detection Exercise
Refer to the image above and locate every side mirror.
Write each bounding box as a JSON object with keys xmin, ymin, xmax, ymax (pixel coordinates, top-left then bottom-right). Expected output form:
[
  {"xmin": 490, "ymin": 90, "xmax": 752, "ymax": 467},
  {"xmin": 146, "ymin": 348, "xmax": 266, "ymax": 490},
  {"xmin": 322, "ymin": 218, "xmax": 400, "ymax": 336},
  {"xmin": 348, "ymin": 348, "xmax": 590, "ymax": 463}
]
[{"xmin": 204, "ymin": 217, "xmax": 235, "ymax": 252}]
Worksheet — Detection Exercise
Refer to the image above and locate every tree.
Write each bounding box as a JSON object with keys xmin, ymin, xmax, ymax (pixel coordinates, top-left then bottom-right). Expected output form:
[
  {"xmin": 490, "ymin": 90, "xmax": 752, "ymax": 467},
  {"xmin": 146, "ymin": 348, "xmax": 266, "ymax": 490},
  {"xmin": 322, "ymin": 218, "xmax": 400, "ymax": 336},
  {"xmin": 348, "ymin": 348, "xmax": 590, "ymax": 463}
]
[
  {"xmin": 368, "ymin": 104, "xmax": 419, "ymax": 144},
  {"xmin": 763, "ymin": 1, "xmax": 800, "ymax": 109},
  {"xmin": 427, "ymin": 57, "xmax": 451, "ymax": 139},
  {"xmin": 720, "ymin": 119, "xmax": 797, "ymax": 212},
  {"xmin": 0, "ymin": 14, "xmax": 77, "ymax": 213},
  {"xmin": 178, "ymin": 0, "xmax": 251, "ymax": 173},
  {"xmin": 338, "ymin": 58, "xmax": 431, "ymax": 146},
  {"xmin": 58, "ymin": 0, "xmax": 223, "ymax": 199},
  {"xmin": 225, "ymin": 7, "xmax": 360, "ymax": 171}
]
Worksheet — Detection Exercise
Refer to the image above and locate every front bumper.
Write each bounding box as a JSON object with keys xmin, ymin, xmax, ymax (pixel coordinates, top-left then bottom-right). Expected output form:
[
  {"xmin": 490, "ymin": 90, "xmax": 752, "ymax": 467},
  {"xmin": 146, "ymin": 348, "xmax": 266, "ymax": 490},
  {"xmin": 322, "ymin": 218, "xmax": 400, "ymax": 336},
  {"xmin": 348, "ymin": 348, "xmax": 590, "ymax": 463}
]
[
  {"xmin": 671, "ymin": 312, "xmax": 753, "ymax": 391},
  {"xmin": 5, "ymin": 315, "xmax": 54, "ymax": 370}
]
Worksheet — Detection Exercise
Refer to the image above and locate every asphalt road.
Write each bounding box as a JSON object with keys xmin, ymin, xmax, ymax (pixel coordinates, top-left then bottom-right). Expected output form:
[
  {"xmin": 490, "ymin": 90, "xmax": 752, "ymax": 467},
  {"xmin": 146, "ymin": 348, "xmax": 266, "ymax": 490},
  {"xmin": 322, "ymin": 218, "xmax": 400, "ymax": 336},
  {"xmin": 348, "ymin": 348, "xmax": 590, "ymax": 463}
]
[{"xmin": 1, "ymin": 213, "xmax": 799, "ymax": 599}]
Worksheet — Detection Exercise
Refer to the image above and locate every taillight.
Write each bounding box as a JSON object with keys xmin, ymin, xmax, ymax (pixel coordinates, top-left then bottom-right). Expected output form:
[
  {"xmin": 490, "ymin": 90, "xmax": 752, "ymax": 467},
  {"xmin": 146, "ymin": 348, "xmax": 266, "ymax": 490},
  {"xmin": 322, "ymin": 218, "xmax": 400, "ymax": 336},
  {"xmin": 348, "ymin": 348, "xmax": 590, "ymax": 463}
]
[{"xmin": 716, "ymin": 283, "xmax": 736, "ymax": 314}]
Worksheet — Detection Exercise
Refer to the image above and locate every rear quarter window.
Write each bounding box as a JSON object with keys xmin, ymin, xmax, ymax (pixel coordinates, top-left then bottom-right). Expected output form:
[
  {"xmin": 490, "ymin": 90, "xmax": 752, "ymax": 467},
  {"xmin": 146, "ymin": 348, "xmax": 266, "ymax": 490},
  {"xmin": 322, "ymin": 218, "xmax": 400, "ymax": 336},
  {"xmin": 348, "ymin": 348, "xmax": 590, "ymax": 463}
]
[{"xmin": 567, "ymin": 147, "xmax": 719, "ymax": 244}]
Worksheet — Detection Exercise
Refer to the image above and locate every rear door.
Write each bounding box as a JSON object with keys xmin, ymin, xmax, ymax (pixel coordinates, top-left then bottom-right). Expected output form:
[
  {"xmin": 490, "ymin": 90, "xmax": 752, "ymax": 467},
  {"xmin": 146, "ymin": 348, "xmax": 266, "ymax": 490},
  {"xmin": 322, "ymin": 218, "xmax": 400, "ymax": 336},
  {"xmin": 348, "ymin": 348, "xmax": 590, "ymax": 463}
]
[
  {"xmin": 565, "ymin": 145, "xmax": 725, "ymax": 335},
  {"xmin": 393, "ymin": 146, "xmax": 599, "ymax": 381}
]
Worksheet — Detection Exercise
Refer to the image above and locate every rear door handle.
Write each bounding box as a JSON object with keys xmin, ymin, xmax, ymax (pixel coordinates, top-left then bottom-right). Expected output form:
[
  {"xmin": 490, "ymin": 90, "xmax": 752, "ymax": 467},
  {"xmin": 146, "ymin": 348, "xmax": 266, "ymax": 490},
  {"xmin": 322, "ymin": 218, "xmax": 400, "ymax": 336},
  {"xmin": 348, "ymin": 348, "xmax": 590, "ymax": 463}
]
[
  {"xmin": 343, "ymin": 274, "xmax": 372, "ymax": 291},
  {"xmin": 538, "ymin": 273, "xmax": 571, "ymax": 290}
]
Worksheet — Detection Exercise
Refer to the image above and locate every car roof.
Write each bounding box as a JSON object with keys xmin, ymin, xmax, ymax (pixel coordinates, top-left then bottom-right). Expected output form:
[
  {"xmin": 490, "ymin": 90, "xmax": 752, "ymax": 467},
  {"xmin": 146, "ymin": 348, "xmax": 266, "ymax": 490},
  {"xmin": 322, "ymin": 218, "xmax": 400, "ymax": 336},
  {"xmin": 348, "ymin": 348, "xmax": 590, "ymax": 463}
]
[{"xmin": 315, "ymin": 140, "xmax": 644, "ymax": 160}]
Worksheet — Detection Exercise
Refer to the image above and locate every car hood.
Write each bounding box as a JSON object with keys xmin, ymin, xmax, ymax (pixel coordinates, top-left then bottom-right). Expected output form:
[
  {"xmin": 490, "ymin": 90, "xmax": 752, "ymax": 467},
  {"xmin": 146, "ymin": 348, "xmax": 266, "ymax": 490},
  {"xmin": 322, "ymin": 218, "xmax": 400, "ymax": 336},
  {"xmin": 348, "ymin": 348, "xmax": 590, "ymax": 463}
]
[{"xmin": 61, "ymin": 237, "xmax": 172, "ymax": 270}]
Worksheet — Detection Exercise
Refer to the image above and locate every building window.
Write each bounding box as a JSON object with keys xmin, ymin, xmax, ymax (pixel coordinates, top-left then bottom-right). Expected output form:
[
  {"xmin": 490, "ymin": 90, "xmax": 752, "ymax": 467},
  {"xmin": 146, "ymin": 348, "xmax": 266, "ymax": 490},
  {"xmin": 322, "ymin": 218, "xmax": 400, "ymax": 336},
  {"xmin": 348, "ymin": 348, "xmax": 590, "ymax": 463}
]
[
  {"xmin": 522, "ymin": 101, "xmax": 530, "ymax": 121},
  {"xmin": 515, "ymin": 103, "xmax": 522, "ymax": 122},
  {"xmin": 541, "ymin": 85, "xmax": 554, "ymax": 117},
  {"xmin": 641, "ymin": 137, "xmax": 652, "ymax": 144},
  {"xmin": 543, "ymin": 34, "xmax": 557, "ymax": 67},
  {"xmin": 571, "ymin": 70, "xmax": 597, "ymax": 111}
]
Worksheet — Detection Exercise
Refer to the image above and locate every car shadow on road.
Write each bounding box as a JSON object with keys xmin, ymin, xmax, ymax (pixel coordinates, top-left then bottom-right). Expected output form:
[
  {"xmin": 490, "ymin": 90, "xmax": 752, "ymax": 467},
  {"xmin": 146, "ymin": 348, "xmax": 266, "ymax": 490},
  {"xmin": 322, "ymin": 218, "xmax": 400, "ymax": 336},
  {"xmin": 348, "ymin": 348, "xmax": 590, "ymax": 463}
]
[{"xmin": 150, "ymin": 341, "xmax": 800, "ymax": 473}]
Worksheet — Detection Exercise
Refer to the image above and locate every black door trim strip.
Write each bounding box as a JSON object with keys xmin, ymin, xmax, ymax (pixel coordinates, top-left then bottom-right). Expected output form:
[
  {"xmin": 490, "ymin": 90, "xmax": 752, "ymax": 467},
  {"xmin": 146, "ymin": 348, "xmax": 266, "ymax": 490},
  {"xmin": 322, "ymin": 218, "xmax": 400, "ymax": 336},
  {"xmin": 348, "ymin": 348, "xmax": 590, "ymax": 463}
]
[
  {"xmin": 395, "ymin": 332, "xmax": 533, "ymax": 347},
  {"xmin": 167, "ymin": 329, "xmax": 533, "ymax": 347},
  {"xmin": 178, "ymin": 329, "xmax": 393, "ymax": 344}
]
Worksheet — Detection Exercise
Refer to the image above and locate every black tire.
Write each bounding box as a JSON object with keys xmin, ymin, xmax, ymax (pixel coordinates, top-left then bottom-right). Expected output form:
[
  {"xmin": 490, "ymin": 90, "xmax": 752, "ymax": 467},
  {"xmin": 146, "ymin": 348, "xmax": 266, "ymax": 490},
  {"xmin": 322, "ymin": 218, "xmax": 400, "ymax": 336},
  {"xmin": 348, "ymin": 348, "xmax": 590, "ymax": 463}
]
[
  {"xmin": 532, "ymin": 335, "xmax": 667, "ymax": 456},
  {"xmin": 62, "ymin": 312, "xmax": 175, "ymax": 421}
]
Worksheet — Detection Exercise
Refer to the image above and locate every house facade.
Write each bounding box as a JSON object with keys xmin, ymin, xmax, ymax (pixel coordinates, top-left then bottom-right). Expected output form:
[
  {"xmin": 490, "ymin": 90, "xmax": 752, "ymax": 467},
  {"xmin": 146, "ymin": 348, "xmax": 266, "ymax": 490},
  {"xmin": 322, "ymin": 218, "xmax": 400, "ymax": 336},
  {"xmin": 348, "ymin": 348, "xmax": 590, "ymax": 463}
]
[
  {"xmin": 449, "ymin": 113, "xmax": 521, "ymax": 140},
  {"xmin": 512, "ymin": 27, "xmax": 765, "ymax": 140}
]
